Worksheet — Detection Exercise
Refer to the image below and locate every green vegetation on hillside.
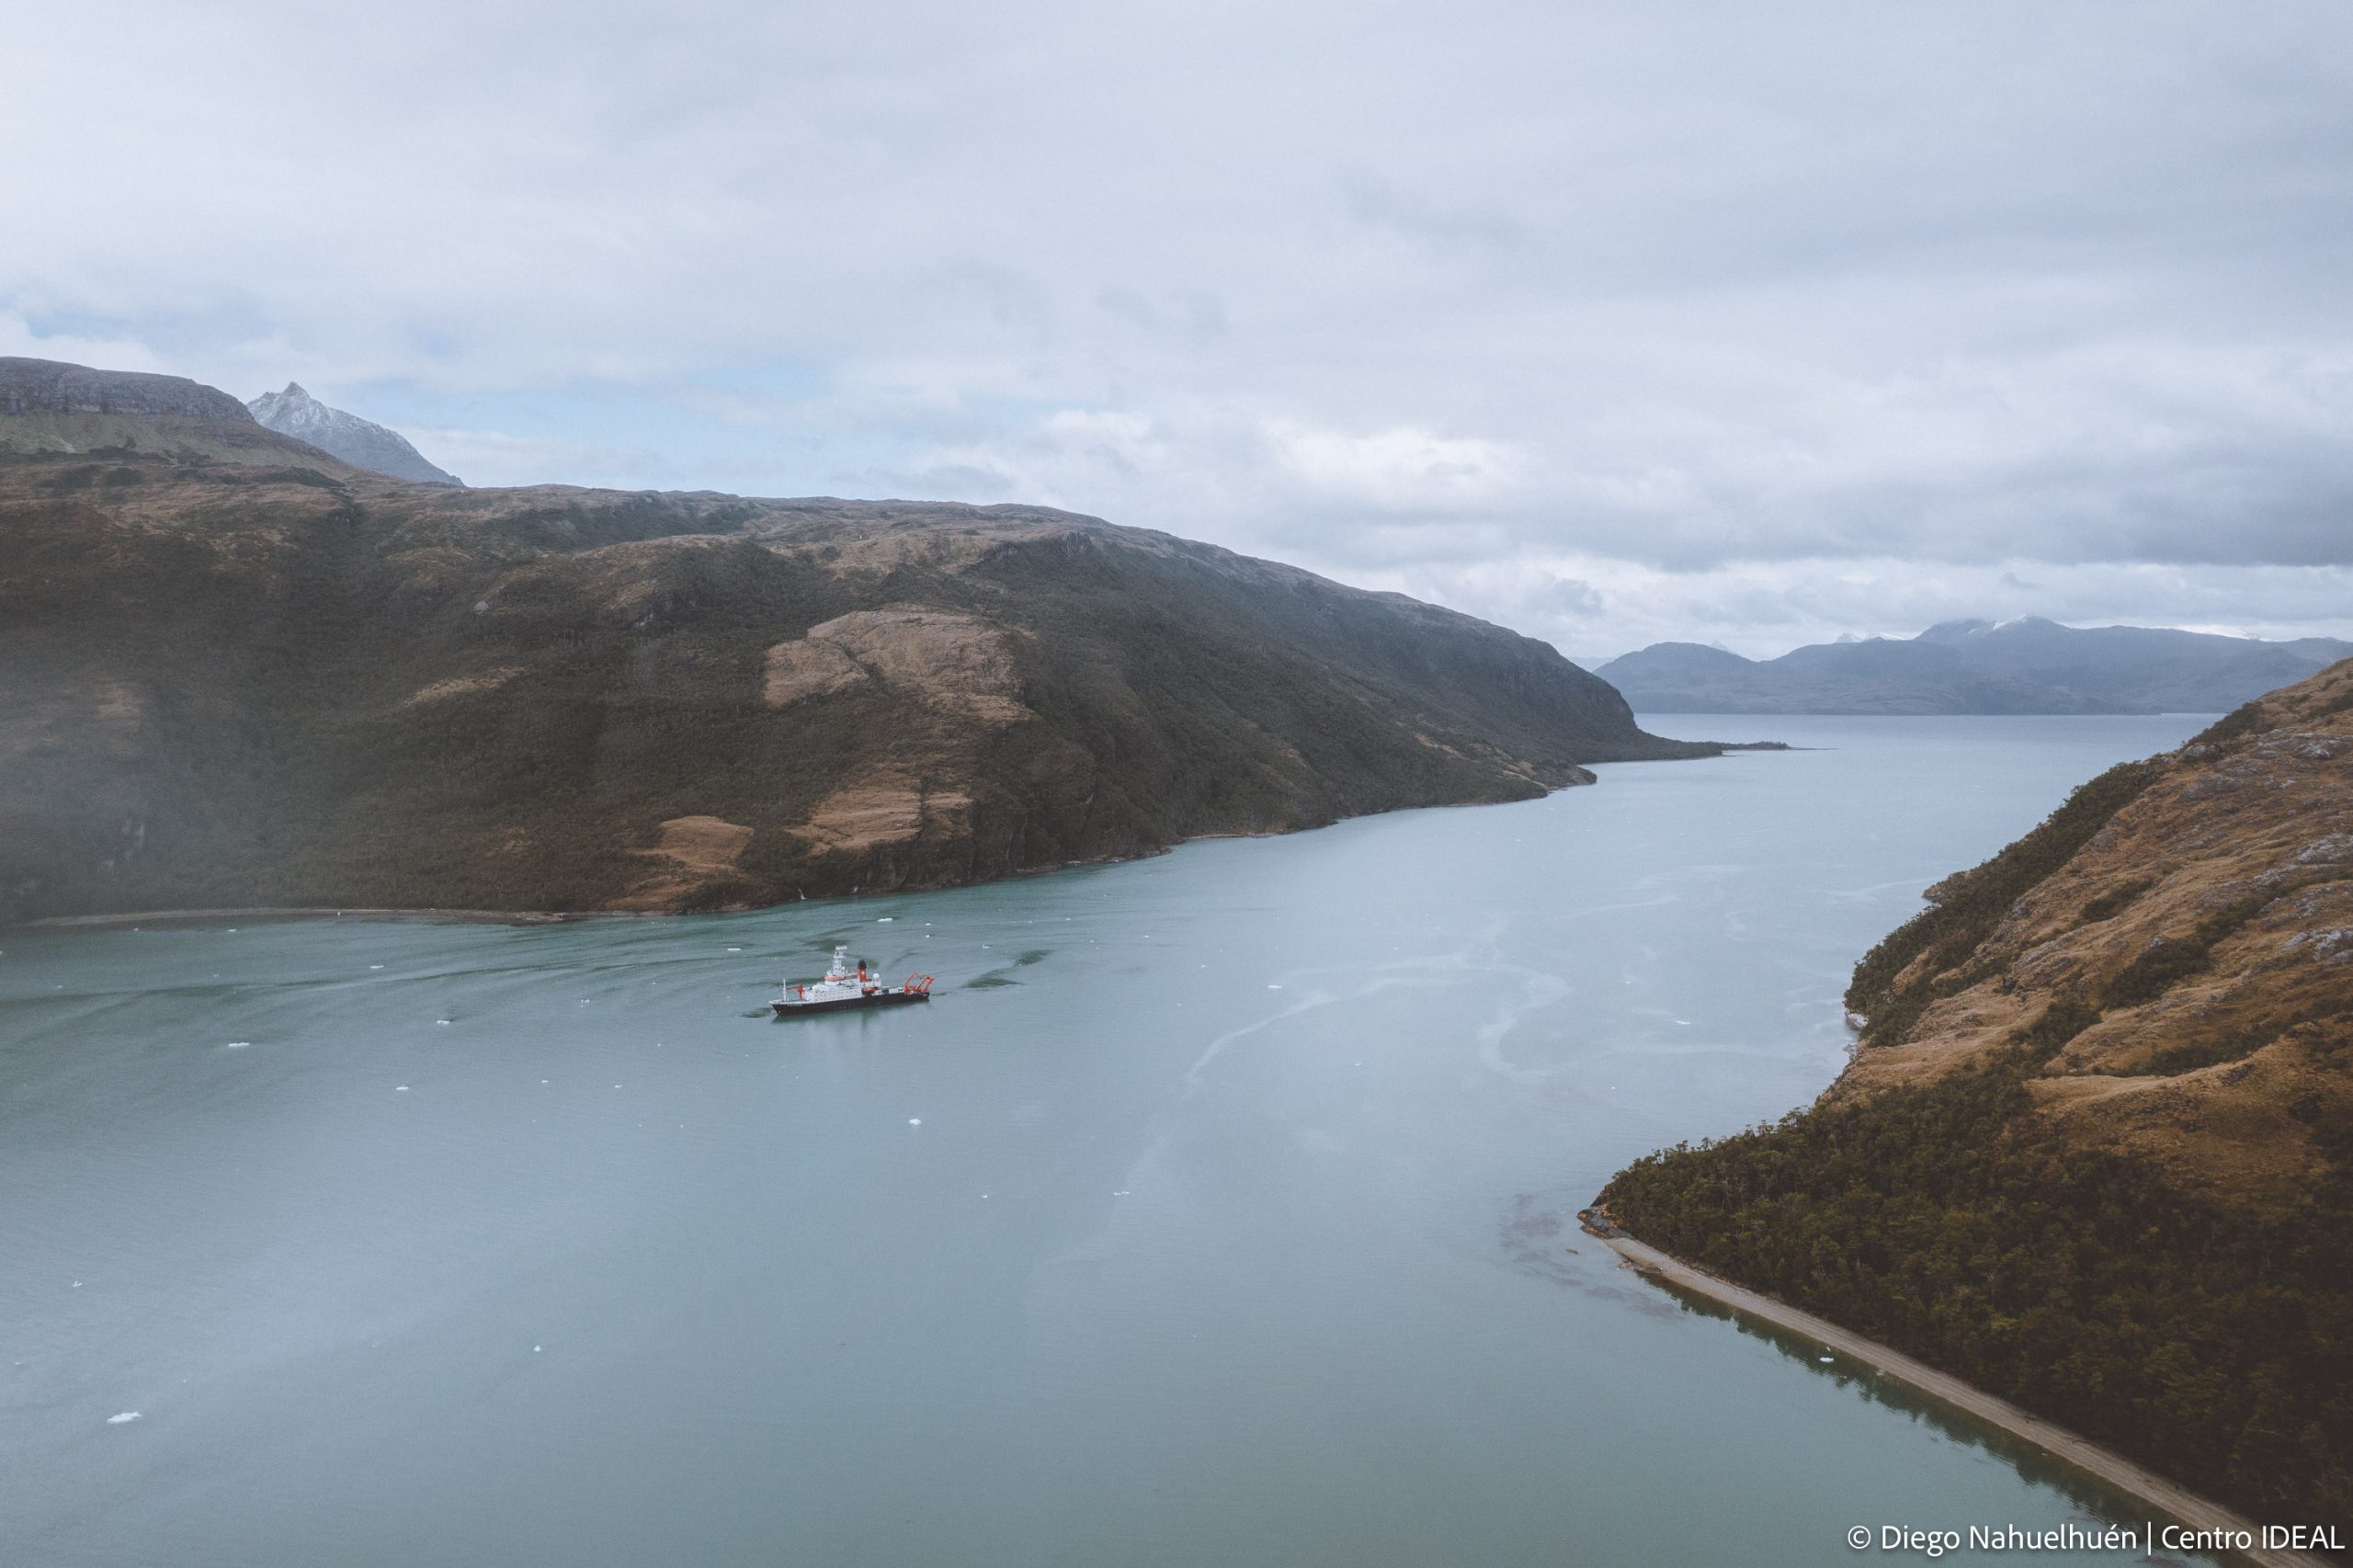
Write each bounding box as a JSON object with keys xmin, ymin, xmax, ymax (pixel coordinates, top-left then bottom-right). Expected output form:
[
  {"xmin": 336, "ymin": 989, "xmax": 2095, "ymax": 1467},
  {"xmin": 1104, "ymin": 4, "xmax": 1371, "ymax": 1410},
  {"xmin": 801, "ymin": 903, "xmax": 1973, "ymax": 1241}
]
[
  {"xmin": 1844, "ymin": 759, "xmax": 2160, "ymax": 1046},
  {"xmin": 1602, "ymin": 1006, "xmax": 2353, "ymax": 1524}
]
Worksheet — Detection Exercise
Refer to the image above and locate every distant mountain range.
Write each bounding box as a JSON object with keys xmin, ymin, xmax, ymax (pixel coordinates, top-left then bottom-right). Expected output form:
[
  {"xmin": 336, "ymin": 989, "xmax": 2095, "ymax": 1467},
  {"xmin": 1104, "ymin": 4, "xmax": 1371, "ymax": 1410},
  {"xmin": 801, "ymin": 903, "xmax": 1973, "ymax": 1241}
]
[
  {"xmin": 248, "ymin": 381, "xmax": 461, "ymax": 485},
  {"xmin": 1596, "ymin": 619, "xmax": 2353, "ymax": 714},
  {"xmin": 0, "ymin": 356, "xmax": 1710, "ymax": 923}
]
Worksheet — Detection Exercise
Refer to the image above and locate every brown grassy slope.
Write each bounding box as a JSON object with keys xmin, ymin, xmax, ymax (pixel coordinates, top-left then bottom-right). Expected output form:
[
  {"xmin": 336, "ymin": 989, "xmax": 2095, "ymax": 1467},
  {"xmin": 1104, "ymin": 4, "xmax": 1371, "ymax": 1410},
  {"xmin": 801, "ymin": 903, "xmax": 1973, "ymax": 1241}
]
[
  {"xmin": 1841, "ymin": 659, "xmax": 2353, "ymax": 1209},
  {"xmin": 0, "ymin": 449, "xmax": 1711, "ymax": 921}
]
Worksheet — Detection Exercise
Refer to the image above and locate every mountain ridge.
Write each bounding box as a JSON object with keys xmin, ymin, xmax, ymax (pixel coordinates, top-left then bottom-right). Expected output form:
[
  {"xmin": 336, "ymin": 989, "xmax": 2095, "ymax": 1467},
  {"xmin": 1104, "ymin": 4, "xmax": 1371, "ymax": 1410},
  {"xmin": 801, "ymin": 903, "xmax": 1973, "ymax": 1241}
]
[
  {"xmin": 1598, "ymin": 617, "xmax": 2352, "ymax": 714},
  {"xmin": 0, "ymin": 356, "xmax": 355, "ymax": 471},
  {"xmin": 0, "ymin": 359, "xmax": 1713, "ymax": 924},
  {"xmin": 248, "ymin": 381, "xmax": 462, "ymax": 485}
]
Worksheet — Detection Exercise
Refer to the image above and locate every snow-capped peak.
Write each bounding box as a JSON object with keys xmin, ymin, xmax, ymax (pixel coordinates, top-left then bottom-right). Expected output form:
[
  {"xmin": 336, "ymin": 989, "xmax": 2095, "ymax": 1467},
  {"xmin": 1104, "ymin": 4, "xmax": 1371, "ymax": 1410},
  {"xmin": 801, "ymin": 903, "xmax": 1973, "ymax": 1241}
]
[{"xmin": 247, "ymin": 383, "xmax": 461, "ymax": 486}]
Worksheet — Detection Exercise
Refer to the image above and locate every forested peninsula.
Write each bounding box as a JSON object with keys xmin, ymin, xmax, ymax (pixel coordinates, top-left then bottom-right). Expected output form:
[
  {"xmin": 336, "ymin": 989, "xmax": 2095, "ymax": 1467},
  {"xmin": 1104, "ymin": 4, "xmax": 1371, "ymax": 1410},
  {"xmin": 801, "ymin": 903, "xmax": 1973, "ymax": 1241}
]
[{"xmin": 1600, "ymin": 660, "xmax": 2353, "ymax": 1533}]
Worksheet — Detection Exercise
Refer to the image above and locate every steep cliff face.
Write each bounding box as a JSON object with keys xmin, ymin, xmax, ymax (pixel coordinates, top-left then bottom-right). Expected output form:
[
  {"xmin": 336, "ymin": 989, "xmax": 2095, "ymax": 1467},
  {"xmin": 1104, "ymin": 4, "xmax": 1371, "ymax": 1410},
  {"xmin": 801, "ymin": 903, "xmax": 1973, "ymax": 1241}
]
[
  {"xmin": 1601, "ymin": 661, "xmax": 2353, "ymax": 1529},
  {"xmin": 0, "ymin": 405, "xmax": 1709, "ymax": 922}
]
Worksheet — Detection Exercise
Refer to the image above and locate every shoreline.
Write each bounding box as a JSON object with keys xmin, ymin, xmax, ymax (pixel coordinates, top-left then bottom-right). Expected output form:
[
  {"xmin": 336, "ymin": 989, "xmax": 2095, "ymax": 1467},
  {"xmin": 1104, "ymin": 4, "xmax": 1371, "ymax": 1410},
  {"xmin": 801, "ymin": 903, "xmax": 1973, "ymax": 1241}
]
[
  {"xmin": 15, "ymin": 905, "xmax": 585, "ymax": 930},
  {"xmin": 7, "ymin": 769, "xmax": 1711, "ymax": 933},
  {"xmin": 1595, "ymin": 1229, "xmax": 2329, "ymax": 1568}
]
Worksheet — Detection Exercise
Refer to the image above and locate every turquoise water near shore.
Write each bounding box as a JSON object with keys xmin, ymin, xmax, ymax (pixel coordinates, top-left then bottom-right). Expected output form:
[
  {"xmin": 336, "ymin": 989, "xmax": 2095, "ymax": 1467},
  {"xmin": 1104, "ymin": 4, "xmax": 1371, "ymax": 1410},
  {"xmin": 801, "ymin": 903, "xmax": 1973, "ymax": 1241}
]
[{"xmin": 1, "ymin": 716, "xmax": 2230, "ymax": 1566}]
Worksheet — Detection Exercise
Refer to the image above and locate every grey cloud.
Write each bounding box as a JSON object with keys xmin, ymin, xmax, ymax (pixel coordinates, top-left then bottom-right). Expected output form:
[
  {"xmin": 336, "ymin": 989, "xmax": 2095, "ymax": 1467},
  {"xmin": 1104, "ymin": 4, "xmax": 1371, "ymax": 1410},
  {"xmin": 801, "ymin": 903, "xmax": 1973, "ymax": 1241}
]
[
  {"xmin": 6, "ymin": 0, "xmax": 2352, "ymax": 649},
  {"xmin": 1336, "ymin": 171, "xmax": 1524, "ymax": 251}
]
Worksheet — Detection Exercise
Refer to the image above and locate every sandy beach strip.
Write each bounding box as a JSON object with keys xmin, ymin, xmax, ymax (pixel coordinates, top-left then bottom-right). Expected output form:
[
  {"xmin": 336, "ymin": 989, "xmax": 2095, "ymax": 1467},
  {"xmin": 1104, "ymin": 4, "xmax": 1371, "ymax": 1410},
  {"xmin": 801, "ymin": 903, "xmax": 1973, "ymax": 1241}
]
[{"xmin": 1603, "ymin": 1233, "xmax": 2332, "ymax": 1568}]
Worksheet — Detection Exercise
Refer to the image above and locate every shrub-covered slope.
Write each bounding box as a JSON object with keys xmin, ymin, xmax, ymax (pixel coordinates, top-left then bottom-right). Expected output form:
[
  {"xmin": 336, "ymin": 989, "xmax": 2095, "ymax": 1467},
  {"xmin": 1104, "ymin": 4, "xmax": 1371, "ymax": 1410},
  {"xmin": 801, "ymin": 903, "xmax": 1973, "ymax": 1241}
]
[
  {"xmin": 1601, "ymin": 661, "xmax": 2353, "ymax": 1528},
  {"xmin": 0, "ymin": 380, "xmax": 1708, "ymax": 922}
]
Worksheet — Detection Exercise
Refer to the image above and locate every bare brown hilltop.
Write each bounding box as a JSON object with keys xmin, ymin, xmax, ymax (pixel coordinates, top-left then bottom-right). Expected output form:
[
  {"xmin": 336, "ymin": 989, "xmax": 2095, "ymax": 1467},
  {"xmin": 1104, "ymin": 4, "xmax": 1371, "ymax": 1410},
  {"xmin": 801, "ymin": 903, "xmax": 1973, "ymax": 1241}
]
[
  {"xmin": 0, "ymin": 359, "xmax": 1711, "ymax": 924},
  {"xmin": 1602, "ymin": 659, "xmax": 2353, "ymax": 1534}
]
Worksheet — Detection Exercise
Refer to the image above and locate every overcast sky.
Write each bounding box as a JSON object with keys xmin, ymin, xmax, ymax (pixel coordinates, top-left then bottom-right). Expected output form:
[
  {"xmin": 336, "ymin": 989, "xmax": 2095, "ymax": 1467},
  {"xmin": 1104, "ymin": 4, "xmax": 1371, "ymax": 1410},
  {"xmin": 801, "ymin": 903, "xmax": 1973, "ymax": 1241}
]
[{"xmin": 7, "ymin": 0, "xmax": 2350, "ymax": 654}]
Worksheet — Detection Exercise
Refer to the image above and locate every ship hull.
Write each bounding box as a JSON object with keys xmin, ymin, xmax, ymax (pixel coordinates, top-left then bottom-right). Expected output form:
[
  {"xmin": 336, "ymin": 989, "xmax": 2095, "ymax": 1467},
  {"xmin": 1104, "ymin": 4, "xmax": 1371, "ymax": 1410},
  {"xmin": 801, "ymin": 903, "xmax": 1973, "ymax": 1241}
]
[{"xmin": 771, "ymin": 991, "xmax": 932, "ymax": 1017}]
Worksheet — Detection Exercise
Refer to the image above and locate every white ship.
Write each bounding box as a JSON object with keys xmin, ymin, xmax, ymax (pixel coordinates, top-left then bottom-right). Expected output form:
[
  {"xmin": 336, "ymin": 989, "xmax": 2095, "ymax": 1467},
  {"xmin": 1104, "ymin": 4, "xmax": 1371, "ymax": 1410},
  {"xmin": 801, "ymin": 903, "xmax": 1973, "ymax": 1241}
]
[{"xmin": 772, "ymin": 945, "xmax": 934, "ymax": 1017}]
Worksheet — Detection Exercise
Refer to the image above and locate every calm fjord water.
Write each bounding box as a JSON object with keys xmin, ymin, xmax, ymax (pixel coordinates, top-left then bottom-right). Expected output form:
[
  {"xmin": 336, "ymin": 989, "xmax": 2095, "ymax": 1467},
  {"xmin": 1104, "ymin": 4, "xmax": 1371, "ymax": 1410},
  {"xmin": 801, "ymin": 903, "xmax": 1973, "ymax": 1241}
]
[{"xmin": 4, "ymin": 716, "xmax": 2225, "ymax": 1567}]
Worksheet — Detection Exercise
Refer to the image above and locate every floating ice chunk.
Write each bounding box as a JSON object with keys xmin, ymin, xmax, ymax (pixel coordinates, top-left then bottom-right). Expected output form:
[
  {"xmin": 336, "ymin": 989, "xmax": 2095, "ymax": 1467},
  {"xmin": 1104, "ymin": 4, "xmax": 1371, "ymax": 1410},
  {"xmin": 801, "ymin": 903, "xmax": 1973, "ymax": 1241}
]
[
  {"xmin": 107, "ymin": 1412, "xmax": 141, "ymax": 1425},
  {"xmin": 369, "ymin": 964, "xmax": 383, "ymax": 971},
  {"xmin": 1267, "ymin": 983, "xmax": 1281, "ymax": 990},
  {"xmin": 395, "ymin": 1085, "xmax": 409, "ymax": 1092},
  {"xmin": 534, "ymin": 1345, "xmax": 542, "ymax": 1353},
  {"xmin": 72, "ymin": 1280, "xmax": 82, "ymax": 1288},
  {"xmin": 1819, "ymin": 1356, "xmax": 1834, "ymax": 1363},
  {"xmin": 436, "ymin": 1019, "xmax": 451, "ymax": 1027},
  {"xmin": 225, "ymin": 1041, "xmax": 251, "ymax": 1050},
  {"xmin": 908, "ymin": 1118, "xmax": 922, "ymax": 1127},
  {"xmin": 878, "ymin": 916, "xmax": 892, "ymax": 923}
]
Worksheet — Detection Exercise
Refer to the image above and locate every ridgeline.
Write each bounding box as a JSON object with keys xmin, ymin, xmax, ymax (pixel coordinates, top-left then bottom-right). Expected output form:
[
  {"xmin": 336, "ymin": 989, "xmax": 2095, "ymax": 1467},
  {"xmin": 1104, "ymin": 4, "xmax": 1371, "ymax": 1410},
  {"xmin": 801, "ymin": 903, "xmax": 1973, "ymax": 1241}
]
[
  {"xmin": 1597, "ymin": 619, "xmax": 2351, "ymax": 715},
  {"xmin": 0, "ymin": 358, "xmax": 1711, "ymax": 924}
]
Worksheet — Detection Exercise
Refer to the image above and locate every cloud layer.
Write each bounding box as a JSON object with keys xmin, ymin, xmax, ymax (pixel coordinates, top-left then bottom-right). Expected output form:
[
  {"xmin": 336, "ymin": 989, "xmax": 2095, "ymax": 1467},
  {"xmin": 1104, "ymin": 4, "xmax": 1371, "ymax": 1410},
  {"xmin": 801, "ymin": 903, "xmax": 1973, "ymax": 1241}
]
[{"xmin": 6, "ymin": 0, "xmax": 2349, "ymax": 653}]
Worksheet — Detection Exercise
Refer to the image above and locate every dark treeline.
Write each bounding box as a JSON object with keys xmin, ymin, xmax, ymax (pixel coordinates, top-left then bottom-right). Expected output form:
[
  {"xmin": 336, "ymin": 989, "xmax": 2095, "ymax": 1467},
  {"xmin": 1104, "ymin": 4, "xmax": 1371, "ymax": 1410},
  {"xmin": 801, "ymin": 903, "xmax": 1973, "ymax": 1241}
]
[
  {"xmin": 1842, "ymin": 758, "xmax": 2161, "ymax": 1048},
  {"xmin": 1601, "ymin": 1006, "xmax": 2353, "ymax": 1528}
]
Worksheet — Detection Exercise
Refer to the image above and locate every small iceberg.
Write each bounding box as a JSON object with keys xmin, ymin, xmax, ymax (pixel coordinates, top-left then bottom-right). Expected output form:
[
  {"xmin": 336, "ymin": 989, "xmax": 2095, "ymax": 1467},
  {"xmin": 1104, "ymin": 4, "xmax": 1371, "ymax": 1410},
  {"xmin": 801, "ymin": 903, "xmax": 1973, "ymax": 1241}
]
[{"xmin": 107, "ymin": 1412, "xmax": 141, "ymax": 1425}]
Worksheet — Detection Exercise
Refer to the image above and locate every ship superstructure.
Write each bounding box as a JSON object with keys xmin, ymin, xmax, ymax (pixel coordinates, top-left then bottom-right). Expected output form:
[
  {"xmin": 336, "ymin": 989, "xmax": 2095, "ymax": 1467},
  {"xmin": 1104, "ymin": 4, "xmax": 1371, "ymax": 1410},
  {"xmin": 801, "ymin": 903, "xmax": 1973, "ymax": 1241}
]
[{"xmin": 772, "ymin": 945, "xmax": 934, "ymax": 1017}]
